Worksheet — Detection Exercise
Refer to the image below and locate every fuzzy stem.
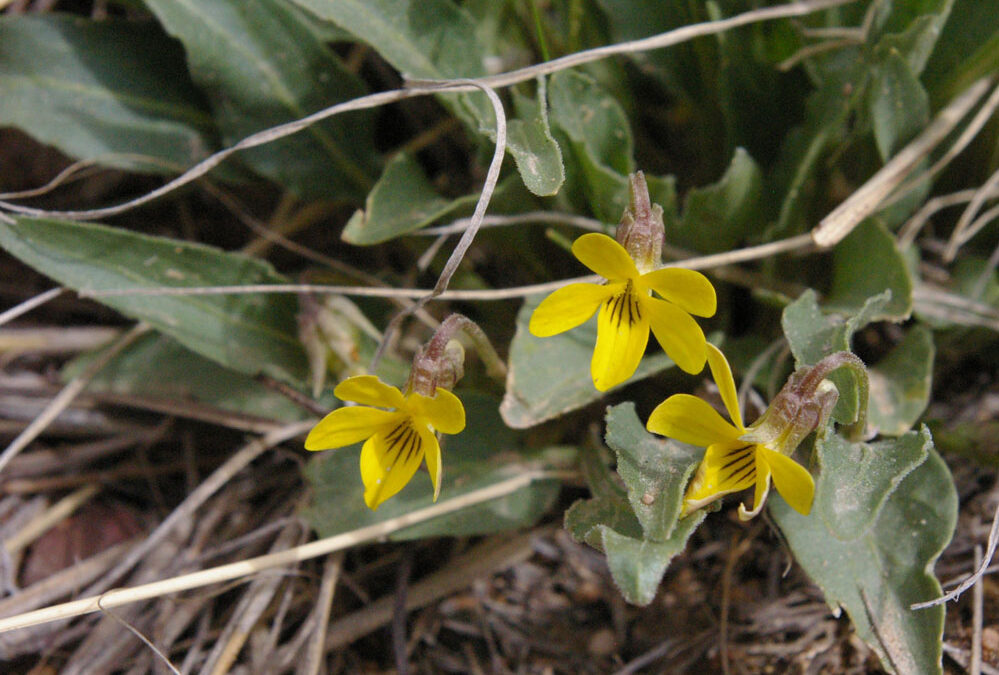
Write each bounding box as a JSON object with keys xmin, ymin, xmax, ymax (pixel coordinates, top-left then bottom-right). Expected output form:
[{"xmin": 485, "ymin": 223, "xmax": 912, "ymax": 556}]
[
  {"xmin": 801, "ymin": 351, "xmax": 869, "ymax": 441},
  {"xmin": 427, "ymin": 314, "xmax": 507, "ymax": 381}
]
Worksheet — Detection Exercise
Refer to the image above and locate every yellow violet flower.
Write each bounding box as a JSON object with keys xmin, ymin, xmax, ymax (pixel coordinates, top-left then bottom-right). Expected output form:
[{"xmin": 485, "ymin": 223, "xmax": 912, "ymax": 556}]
[
  {"xmin": 304, "ymin": 375, "xmax": 465, "ymax": 510},
  {"xmin": 646, "ymin": 344, "xmax": 815, "ymax": 520},
  {"xmin": 529, "ymin": 232, "xmax": 716, "ymax": 390}
]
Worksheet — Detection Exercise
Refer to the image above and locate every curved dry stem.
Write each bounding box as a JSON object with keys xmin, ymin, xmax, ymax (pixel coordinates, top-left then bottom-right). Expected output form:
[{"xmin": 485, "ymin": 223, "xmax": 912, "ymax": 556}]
[
  {"xmin": 369, "ymin": 81, "xmax": 507, "ymax": 371},
  {"xmin": 79, "ymin": 233, "xmax": 816, "ymax": 302},
  {"xmin": 813, "ymin": 77, "xmax": 993, "ymax": 248},
  {"xmin": 0, "ymin": 470, "xmax": 553, "ymax": 634},
  {"xmin": 0, "ymin": 323, "xmax": 149, "ymax": 476},
  {"xmin": 0, "ymin": 0, "xmax": 855, "ymax": 224}
]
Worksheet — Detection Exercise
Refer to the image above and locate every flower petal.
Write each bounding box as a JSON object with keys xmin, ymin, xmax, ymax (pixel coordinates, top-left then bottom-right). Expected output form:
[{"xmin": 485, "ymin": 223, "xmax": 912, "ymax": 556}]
[
  {"xmin": 528, "ymin": 283, "xmax": 611, "ymax": 337},
  {"xmin": 591, "ymin": 286, "xmax": 649, "ymax": 391},
  {"xmin": 682, "ymin": 440, "xmax": 757, "ymax": 514},
  {"xmin": 760, "ymin": 446, "xmax": 815, "ymax": 516},
  {"xmin": 643, "ymin": 297, "xmax": 707, "ymax": 374},
  {"xmin": 422, "ymin": 427, "xmax": 443, "ymax": 502},
  {"xmin": 738, "ymin": 448, "xmax": 773, "ymax": 520},
  {"xmin": 646, "ymin": 394, "xmax": 743, "ymax": 446},
  {"xmin": 359, "ymin": 418, "xmax": 427, "ymax": 510},
  {"xmin": 304, "ymin": 407, "xmax": 399, "ymax": 450},
  {"xmin": 706, "ymin": 343, "xmax": 743, "ymax": 431},
  {"xmin": 407, "ymin": 388, "xmax": 466, "ymax": 435},
  {"xmin": 333, "ymin": 375, "xmax": 406, "ymax": 409},
  {"xmin": 571, "ymin": 233, "xmax": 640, "ymax": 280},
  {"xmin": 640, "ymin": 267, "xmax": 717, "ymax": 317}
]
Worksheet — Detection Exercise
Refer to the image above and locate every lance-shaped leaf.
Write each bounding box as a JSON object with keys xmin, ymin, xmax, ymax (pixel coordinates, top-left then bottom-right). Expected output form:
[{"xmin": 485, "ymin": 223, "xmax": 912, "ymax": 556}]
[
  {"xmin": 565, "ymin": 434, "xmax": 706, "ymax": 607},
  {"xmin": 64, "ymin": 333, "xmax": 311, "ymax": 424},
  {"xmin": 503, "ymin": 84, "xmax": 564, "ymax": 197},
  {"xmin": 143, "ymin": 0, "xmax": 379, "ymax": 200},
  {"xmin": 773, "ymin": 437, "xmax": 955, "ymax": 674},
  {"xmin": 0, "ymin": 14, "xmax": 218, "ymax": 173},
  {"xmin": 0, "ymin": 217, "xmax": 308, "ymax": 384},
  {"xmin": 604, "ymin": 403, "xmax": 702, "ymax": 542},
  {"xmin": 598, "ymin": 514, "xmax": 706, "ymax": 606},
  {"xmin": 289, "ymin": 0, "xmax": 563, "ymax": 196}
]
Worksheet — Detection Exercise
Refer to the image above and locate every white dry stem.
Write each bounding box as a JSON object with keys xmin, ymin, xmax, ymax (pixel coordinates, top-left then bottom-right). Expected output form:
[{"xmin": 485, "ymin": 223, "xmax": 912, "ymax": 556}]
[
  {"xmin": 812, "ymin": 76, "xmax": 994, "ymax": 248},
  {"xmin": 897, "ymin": 188, "xmax": 997, "ymax": 249},
  {"xmin": 369, "ymin": 80, "xmax": 506, "ymax": 370},
  {"xmin": 80, "ymin": 233, "xmax": 817, "ymax": 302},
  {"xmin": 887, "ymin": 80, "xmax": 999, "ymax": 217},
  {"xmin": 0, "ymin": 288, "xmax": 64, "ymax": 328},
  {"xmin": 3, "ymin": 483, "xmax": 99, "ymax": 556},
  {"xmin": 945, "ymin": 167, "xmax": 999, "ymax": 260},
  {"xmin": 0, "ymin": 470, "xmax": 551, "ymax": 634},
  {"xmin": 912, "ymin": 498, "xmax": 999, "ymax": 610},
  {"xmin": 0, "ymin": 0, "xmax": 857, "ymax": 225},
  {"xmin": 0, "ymin": 323, "xmax": 148, "ymax": 476}
]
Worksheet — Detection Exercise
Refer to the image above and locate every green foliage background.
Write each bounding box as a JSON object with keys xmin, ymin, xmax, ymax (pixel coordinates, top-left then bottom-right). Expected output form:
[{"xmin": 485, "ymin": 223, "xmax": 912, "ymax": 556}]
[{"xmin": 2, "ymin": 1, "xmax": 998, "ymax": 671}]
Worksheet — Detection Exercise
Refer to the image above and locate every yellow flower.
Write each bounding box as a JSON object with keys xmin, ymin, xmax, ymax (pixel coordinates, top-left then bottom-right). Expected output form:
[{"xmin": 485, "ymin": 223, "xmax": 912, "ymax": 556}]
[
  {"xmin": 646, "ymin": 344, "xmax": 815, "ymax": 520},
  {"xmin": 304, "ymin": 375, "xmax": 465, "ymax": 510},
  {"xmin": 528, "ymin": 233, "xmax": 716, "ymax": 391}
]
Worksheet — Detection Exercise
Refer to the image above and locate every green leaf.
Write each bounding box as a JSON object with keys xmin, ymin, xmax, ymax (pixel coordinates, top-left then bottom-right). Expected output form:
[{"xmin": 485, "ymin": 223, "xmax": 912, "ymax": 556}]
[
  {"xmin": 288, "ymin": 0, "xmax": 484, "ymax": 80},
  {"xmin": 565, "ymin": 443, "xmax": 643, "ymax": 547},
  {"xmin": 812, "ymin": 429, "xmax": 930, "ymax": 540},
  {"xmin": 500, "ymin": 295, "xmax": 678, "ymax": 429},
  {"xmin": 782, "ymin": 289, "xmax": 891, "ymax": 425},
  {"xmin": 341, "ymin": 153, "xmax": 475, "ymax": 245},
  {"xmin": 923, "ymin": 0, "xmax": 999, "ymax": 105},
  {"xmin": 504, "ymin": 83, "xmax": 565, "ymax": 197},
  {"xmin": 868, "ymin": 326, "xmax": 935, "ymax": 436},
  {"xmin": 565, "ymin": 410, "xmax": 707, "ymax": 606},
  {"xmin": 0, "ymin": 14, "xmax": 218, "ymax": 173},
  {"xmin": 828, "ymin": 219, "xmax": 913, "ymax": 321},
  {"xmin": 867, "ymin": 51, "xmax": 929, "ymax": 161},
  {"xmin": 565, "ymin": 494, "xmax": 643, "ymax": 548},
  {"xmin": 0, "ymin": 217, "xmax": 308, "ymax": 384},
  {"xmin": 874, "ymin": 0, "xmax": 955, "ymax": 76},
  {"xmin": 289, "ymin": 0, "xmax": 563, "ymax": 194},
  {"xmin": 548, "ymin": 70, "xmax": 635, "ymax": 221},
  {"xmin": 142, "ymin": 0, "xmax": 378, "ymax": 200},
  {"xmin": 304, "ymin": 393, "xmax": 564, "ymax": 540},
  {"xmin": 674, "ymin": 147, "xmax": 763, "ymax": 254},
  {"xmin": 598, "ymin": 512, "xmax": 706, "ymax": 606},
  {"xmin": 65, "ymin": 333, "xmax": 310, "ymax": 422},
  {"xmin": 604, "ymin": 403, "xmax": 701, "ymax": 542},
  {"xmin": 773, "ymin": 439, "xmax": 955, "ymax": 674}
]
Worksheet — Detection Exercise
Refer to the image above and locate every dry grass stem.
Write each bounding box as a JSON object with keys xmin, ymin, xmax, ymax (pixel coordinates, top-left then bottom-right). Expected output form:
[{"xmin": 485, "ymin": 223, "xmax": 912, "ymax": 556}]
[
  {"xmin": 913, "ymin": 497, "xmax": 999, "ymax": 610},
  {"xmin": 300, "ymin": 552, "xmax": 344, "ymax": 675},
  {"xmin": 812, "ymin": 76, "xmax": 993, "ymax": 248},
  {"xmin": 0, "ymin": 323, "xmax": 149, "ymax": 475},
  {"xmin": 0, "ymin": 470, "xmax": 550, "ymax": 634},
  {"xmin": 3, "ymin": 483, "xmax": 99, "ymax": 556},
  {"xmin": 0, "ymin": 287, "xmax": 64, "ymax": 328},
  {"xmin": 203, "ymin": 520, "xmax": 302, "ymax": 675}
]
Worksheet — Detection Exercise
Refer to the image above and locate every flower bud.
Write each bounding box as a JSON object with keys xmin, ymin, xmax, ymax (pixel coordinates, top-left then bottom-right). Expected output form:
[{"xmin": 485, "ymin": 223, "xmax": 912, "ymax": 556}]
[
  {"xmin": 405, "ymin": 313, "xmax": 505, "ymax": 397},
  {"xmin": 615, "ymin": 171, "xmax": 664, "ymax": 274},
  {"xmin": 741, "ymin": 351, "xmax": 869, "ymax": 453}
]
